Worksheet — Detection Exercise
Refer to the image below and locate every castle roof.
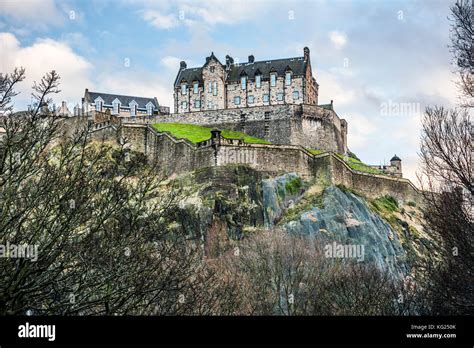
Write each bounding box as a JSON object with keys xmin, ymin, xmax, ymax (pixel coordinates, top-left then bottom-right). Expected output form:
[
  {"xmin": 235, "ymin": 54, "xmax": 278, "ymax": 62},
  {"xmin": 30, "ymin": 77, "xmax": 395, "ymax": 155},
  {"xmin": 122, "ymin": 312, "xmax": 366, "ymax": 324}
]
[
  {"xmin": 226, "ymin": 56, "xmax": 307, "ymax": 81},
  {"xmin": 84, "ymin": 90, "xmax": 159, "ymax": 110},
  {"xmin": 390, "ymin": 154, "xmax": 401, "ymax": 161},
  {"xmin": 174, "ymin": 54, "xmax": 308, "ymax": 87}
]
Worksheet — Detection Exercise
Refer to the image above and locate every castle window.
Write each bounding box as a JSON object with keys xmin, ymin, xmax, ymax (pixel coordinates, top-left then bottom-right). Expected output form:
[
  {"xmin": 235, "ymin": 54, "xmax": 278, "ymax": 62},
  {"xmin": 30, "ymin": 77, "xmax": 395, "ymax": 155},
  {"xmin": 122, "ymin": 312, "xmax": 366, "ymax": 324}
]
[
  {"xmin": 193, "ymin": 82, "xmax": 199, "ymax": 94},
  {"xmin": 293, "ymin": 91, "xmax": 299, "ymax": 100},
  {"xmin": 181, "ymin": 83, "xmax": 187, "ymax": 95},
  {"xmin": 146, "ymin": 104, "xmax": 153, "ymax": 116},
  {"xmin": 213, "ymin": 81, "xmax": 217, "ymax": 96},
  {"xmin": 181, "ymin": 101, "xmax": 187, "ymax": 111},
  {"xmin": 263, "ymin": 94, "xmax": 269, "ymax": 103},
  {"xmin": 277, "ymin": 93, "xmax": 284, "ymax": 101},
  {"xmin": 207, "ymin": 101, "xmax": 213, "ymax": 109},
  {"xmin": 256, "ymin": 75, "xmax": 261, "ymax": 88},
  {"xmin": 130, "ymin": 104, "xmax": 137, "ymax": 117},
  {"xmin": 285, "ymin": 72, "xmax": 292, "ymax": 86},
  {"xmin": 95, "ymin": 100, "xmax": 103, "ymax": 112},
  {"xmin": 112, "ymin": 100, "xmax": 120, "ymax": 114},
  {"xmin": 210, "ymin": 66, "xmax": 215, "ymax": 73},
  {"xmin": 248, "ymin": 95, "xmax": 254, "ymax": 104},
  {"xmin": 241, "ymin": 76, "xmax": 247, "ymax": 90},
  {"xmin": 270, "ymin": 73, "xmax": 277, "ymax": 87},
  {"xmin": 208, "ymin": 81, "xmax": 212, "ymax": 93},
  {"xmin": 194, "ymin": 100, "xmax": 201, "ymax": 108},
  {"xmin": 234, "ymin": 96, "xmax": 241, "ymax": 105}
]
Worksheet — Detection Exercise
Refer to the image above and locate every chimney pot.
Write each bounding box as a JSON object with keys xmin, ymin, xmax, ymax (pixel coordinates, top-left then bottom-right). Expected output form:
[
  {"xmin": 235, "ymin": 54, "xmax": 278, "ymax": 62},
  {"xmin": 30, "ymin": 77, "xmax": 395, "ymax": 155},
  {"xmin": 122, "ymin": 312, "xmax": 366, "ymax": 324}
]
[{"xmin": 180, "ymin": 61, "xmax": 187, "ymax": 69}]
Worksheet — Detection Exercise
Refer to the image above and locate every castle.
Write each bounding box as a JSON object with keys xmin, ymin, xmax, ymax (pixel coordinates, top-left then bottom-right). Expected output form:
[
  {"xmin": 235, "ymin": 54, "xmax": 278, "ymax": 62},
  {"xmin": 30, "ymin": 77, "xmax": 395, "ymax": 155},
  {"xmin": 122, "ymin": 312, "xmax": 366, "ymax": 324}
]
[
  {"xmin": 174, "ymin": 47, "xmax": 318, "ymax": 112},
  {"xmin": 77, "ymin": 47, "xmax": 404, "ymax": 181}
]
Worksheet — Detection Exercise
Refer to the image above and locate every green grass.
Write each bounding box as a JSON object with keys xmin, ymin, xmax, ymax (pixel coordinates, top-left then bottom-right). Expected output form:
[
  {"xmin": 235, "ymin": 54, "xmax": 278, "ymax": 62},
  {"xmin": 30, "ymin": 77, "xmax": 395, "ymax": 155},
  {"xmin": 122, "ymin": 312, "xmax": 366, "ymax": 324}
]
[
  {"xmin": 306, "ymin": 148, "xmax": 326, "ymax": 155},
  {"xmin": 370, "ymin": 195, "xmax": 399, "ymax": 214},
  {"xmin": 152, "ymin": 123, "xmax": 271, "ymax": 144},
  {"xmin": 278, "ymin": 189, "xmax": 325, "ymax": 225},
  {"xmin": 285, "ymin": 176, "xmax": 303, "ymax": 195},
  {"xmin": 336, "ymin": 154, "xmax": 382, "ymax": 174}
]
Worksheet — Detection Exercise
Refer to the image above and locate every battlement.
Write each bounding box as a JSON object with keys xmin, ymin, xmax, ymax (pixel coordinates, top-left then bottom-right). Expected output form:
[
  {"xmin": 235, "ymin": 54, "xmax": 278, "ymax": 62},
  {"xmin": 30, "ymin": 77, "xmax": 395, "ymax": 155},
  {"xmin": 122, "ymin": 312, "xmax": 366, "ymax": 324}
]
[
  {"xmin": 120, "ymin": 103, "xmax": 347, "ymax": 154},
  {"xmin": 120, "ymin": 124, "xmax": 419, "ymax": 203}
]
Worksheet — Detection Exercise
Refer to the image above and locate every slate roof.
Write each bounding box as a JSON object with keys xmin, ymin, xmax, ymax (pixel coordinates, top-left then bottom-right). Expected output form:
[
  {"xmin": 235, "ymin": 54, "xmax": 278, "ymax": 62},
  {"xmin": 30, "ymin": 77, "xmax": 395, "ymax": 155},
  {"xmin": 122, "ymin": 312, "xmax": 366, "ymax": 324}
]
[
  {"xmin": 390, "ymin": 155, "xmax": 401, "ymax": 161},
  {"xmin": 174, "ymin": 68, "xmax": 204, "ymax": 87},
  {"xmin": 174, "ymin": 55, "xmax": 307, "ymax": 87},
  {"xmin": 85, "ymin": 91, "xmax": 159, "ymax": 110},
  {"xmin": 227, "ymin": 57, "xmax": 306, "ymax": 82}
]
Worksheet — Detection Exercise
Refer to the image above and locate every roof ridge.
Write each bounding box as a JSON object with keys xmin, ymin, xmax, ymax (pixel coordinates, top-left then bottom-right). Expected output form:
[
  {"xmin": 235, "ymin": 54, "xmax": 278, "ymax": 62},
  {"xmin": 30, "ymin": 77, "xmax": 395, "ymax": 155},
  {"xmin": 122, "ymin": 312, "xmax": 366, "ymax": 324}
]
[{"xmin": 89, "ymin": 91, "xmax": 156, "ymax": 100}]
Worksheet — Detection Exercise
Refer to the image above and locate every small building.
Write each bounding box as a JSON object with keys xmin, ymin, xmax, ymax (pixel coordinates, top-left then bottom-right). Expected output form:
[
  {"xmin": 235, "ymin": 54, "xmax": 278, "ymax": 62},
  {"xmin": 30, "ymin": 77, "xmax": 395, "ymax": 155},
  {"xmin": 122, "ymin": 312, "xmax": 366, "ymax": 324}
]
[
  {"xmin": 82, "ymin": 89, "xmax": 169, "ymax": 118},
  {"xmin": 173, "ymin": 47, "xmax": 319, "ymax": 113},
  {"xmin": 370, "ymin": 155, "xmax": 403, "ymax": 177}
]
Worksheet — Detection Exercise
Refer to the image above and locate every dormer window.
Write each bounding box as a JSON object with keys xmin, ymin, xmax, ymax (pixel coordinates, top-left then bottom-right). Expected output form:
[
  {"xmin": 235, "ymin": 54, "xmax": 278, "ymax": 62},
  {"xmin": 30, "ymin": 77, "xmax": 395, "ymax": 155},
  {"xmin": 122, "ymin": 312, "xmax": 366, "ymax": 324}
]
[
  {"xmin": 241, "ymin": 76, "xmax": 247, "ymax": 90},
  {"xmin": 193, "ymin": 82, "xmax": 199, "ymax": 94},
  {"xmin": 255, "ymin": 75, "xmax": 261, "ymax": 88},
  {"xmin": 181, "ymin": 83, "xmax": 187, "ymax": 95},
  {"xmin": 112, "ymin": 99, "xmax": 121, "ymax": 115},
  {"xmin": 146, "ymin": 102, "xmax": 154, "ymax": 116},
  {"xmin": 270, "ymin": 73, "xmax": 277, "ymax": 87},
  {"xmin": 95, "ymin": 98, "xmax": 103, "ymax": 112},
  {"xmin": 285, "ymin": 72, "xmax": 292, "ymax": 86},
  {"xmin": 129, "ymin": 101, "xmax": 138, "ymax": 116}
]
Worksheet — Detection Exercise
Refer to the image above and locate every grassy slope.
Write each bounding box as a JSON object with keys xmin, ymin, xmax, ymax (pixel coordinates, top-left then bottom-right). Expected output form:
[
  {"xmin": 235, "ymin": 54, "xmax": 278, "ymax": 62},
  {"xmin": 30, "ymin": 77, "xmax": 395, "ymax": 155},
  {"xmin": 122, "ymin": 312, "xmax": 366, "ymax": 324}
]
[
  {"xmin": 336, "ymin": 154, "xmax": 382, "ymax": 174},
  {"xmin": 152, "ymin": 123, "xmax": 271, "ymax": 144}
]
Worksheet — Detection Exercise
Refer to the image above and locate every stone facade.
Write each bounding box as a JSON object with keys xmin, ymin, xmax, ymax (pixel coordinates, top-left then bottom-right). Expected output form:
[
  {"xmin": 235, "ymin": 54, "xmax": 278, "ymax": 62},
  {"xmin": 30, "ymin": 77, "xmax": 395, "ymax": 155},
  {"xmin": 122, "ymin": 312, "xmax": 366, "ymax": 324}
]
[
  {"xmin": 120, "ymin": 124, "xmax": 418, "ymax": 202},
  {"xmin": 142, "ymin": 103, "xmax": 348, "ymax": 154},
  {"xmin": 174, "ymin": 47, "xmax": 318, "ymax": 113},
  {"xmin": 82, "ymin": 89, "xmax": 170, "ymax": 119}
]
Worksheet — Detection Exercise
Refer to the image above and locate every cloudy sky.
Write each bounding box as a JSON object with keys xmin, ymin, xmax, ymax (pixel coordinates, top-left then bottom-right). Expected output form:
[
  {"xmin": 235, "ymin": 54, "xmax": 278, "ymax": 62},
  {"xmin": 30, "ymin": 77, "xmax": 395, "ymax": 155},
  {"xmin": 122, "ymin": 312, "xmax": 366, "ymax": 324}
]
[{"xmin": 0, "ymin": 0, "xmax": 462, "ymax": 184}]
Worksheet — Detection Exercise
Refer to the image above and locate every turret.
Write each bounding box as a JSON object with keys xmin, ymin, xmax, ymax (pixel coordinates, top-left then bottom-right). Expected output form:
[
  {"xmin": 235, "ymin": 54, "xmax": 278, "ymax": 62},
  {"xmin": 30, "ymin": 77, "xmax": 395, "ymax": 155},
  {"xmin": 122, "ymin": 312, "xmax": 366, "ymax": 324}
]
[{"xmin": 390, "ymin": 154, "xmax": 402, "ymax": 177}]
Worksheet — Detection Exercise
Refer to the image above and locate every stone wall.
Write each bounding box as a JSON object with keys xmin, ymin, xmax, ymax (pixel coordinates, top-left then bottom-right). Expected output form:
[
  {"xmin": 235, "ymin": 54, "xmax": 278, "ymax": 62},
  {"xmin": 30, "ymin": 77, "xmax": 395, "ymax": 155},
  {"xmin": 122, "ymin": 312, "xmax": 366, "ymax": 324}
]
[
  {"xmin": 144, "ymin": 104, "xmax": 347, "ymax": 153},
  {"xmin": 121, "ymin": 124, "xmax": 420, "ymax": 203}
]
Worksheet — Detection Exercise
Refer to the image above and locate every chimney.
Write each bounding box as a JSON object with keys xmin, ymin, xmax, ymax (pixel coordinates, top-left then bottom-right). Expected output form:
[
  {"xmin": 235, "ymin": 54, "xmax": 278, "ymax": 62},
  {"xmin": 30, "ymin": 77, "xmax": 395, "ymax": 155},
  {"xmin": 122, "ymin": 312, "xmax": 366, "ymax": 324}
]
[
  {"xmin": 226, "ymin": 55, "xmax": 233, "ymax": 70},
  {"xmin": 304, "ymin": 46, "xmax": 310, "ymax": 62},
  {"xmin": 248, "ymin": 55, "xmax": 255, "ymax": 63},
  {"xmin": 180, "ymin": 61, "xmax": 187, "ymax": 70}
]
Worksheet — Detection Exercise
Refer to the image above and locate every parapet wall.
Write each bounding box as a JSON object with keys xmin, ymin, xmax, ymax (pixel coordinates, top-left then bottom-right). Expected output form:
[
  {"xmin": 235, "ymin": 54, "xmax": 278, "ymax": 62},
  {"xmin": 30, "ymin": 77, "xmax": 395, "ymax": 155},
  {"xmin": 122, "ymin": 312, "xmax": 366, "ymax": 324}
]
[
  {"xmin": 121, "ymin": 124, "xmax": 420, "ymax": 202},
  {"xmin": 120, "ymin": 104, "xmax": 347, "ymax": 154}
]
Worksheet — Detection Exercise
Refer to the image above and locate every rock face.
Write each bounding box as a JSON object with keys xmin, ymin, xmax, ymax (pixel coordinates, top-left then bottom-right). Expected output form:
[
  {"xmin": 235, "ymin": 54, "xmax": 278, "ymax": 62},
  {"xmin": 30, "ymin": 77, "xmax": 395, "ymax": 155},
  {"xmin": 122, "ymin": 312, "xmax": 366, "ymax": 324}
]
[
  {"xmin": 177, "ymin": 168, "xmax": 421, "ymax": 277},
  {"xmin": 262, "ymin": 175, "xmax": 409, "ymax": 279}
]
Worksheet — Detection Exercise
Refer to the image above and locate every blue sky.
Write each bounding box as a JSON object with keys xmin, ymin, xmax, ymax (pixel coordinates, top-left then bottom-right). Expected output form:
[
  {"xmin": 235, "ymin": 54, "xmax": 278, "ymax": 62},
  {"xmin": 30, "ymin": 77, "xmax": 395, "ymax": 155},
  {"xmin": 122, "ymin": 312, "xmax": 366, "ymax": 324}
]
[{"xmin": 0, "ymin": 0, "xmax": 461, "ymax": 183}]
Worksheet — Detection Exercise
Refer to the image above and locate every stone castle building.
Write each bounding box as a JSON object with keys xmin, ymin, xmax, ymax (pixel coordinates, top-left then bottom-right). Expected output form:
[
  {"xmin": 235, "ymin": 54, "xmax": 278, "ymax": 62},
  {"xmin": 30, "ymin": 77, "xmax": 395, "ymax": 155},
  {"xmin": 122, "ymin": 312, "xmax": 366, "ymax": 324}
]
[
  {"xmin": 370, "ymin": 155, "xmax": 403, "ymax": 178},
  {"xmin": 174, "ymin": 47, "xmax": 318, "ymax": 113},
  {"xmin": 82, "ymin": 89, "xmax": 170, "ymax": 118}
]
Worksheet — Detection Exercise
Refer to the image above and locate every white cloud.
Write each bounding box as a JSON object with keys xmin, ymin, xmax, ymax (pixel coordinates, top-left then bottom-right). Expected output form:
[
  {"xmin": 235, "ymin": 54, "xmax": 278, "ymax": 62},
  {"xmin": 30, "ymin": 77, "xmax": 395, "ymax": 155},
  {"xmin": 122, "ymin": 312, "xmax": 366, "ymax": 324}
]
[
  {"xmin": 0, "ymin": 0, "xmax": 64, "ymax": 29},
  {"xmin": 329, "ymin": 31, "xmax": 347, "ymax": 50},
  {"xmin": 142, "ymin": 10, "xmax": 180, "ymax": 30},
  {"xmin": 161, "ymin": 56, "xmax": 183, "ymax": 71},
  {"xmin": 139, "ymin": 0, "xmax": 267, "ymax": 29},
  {"xmin": 0, "ymin": 32, "xmax": 93, "ymax": 108}
]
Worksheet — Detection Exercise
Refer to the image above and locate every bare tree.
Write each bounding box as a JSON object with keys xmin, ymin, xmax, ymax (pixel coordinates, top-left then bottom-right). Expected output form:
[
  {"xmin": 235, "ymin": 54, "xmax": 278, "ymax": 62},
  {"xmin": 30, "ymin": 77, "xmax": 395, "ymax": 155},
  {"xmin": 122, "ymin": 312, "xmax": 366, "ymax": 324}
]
[
  {"xmin": 449, "ymin": 0, "xmax": 474, "ymax": 105},
  {"xmin": 419, "ymin": 106, "xmax": 472, "ymax": 195},
  {"xmin": 417, "ymin": 107, "xmax": 473, "ymax": 315},
  {"xmin": 0, "ymin": 68, "xmax": 238, "ymax": 315}
]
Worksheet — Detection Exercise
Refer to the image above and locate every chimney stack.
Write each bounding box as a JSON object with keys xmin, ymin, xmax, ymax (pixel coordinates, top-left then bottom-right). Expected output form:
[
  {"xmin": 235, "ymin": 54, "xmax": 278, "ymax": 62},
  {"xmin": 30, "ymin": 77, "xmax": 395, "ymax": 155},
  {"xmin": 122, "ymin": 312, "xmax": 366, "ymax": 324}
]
[
  {"xmin": 180, "ymin": 61, "xmax": 187, "ymax": 70},
  {"xmin": 304, "ymin": 47, "xmax": 310, "ymax": 62},
  {"xmin": 248, "ymin": 55, "xmax": 255, "ymax": 63}
]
